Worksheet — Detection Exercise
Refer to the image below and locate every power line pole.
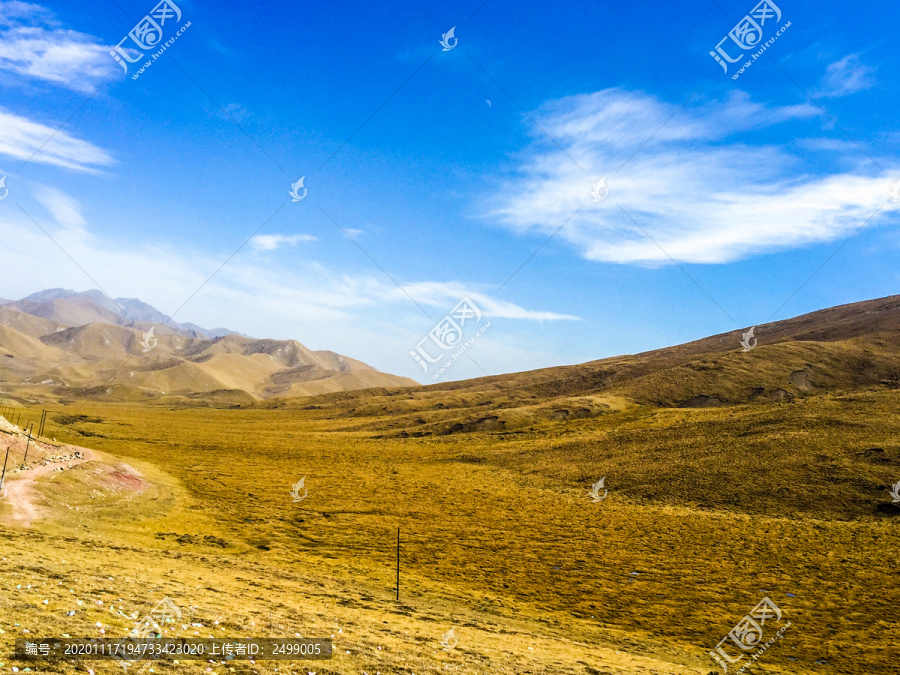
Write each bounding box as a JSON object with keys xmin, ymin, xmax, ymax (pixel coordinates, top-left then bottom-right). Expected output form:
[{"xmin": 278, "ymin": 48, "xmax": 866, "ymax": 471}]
[{"xmin": 396, "ymin": 526, "xmax": 401, "ymax": 601}]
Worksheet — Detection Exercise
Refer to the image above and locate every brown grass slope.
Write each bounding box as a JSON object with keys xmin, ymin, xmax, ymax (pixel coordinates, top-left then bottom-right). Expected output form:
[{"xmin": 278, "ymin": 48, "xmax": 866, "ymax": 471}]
[{"xmin": 291, "ymin": 294, "xmax": 900, "ymax": 426}]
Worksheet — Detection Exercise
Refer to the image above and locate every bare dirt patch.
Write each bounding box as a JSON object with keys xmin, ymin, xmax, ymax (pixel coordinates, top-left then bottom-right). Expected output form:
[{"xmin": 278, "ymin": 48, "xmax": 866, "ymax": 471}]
[{"xmin": 0, "ymin": 419, "xmax": 147, "ymax": 526}]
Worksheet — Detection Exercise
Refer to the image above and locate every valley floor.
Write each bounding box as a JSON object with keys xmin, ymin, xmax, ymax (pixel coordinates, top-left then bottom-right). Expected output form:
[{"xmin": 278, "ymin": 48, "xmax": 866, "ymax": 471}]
[{"xmin": 2, "ymin": 390, "xmax": 898, "ymax": 674}]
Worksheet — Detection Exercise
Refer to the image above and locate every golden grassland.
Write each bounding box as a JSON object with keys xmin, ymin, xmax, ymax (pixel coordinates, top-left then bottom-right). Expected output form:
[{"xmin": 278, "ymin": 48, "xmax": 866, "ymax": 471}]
[{"xmin": 1, "ymin": 384, "xmax": 899, "ymax": 674}]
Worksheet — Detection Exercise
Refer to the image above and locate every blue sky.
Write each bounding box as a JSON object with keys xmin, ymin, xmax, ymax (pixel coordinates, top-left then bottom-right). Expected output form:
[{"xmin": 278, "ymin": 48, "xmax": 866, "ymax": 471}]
[{"xmin": 0, "ymin": 0, "xmax": 898, "ymax": 383}]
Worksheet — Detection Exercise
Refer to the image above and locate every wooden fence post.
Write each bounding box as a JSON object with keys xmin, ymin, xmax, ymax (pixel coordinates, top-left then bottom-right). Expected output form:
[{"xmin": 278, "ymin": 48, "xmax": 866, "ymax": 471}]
[{"xmin": 0, "ymin": 446, "xmax": 9, "ymax": 492}]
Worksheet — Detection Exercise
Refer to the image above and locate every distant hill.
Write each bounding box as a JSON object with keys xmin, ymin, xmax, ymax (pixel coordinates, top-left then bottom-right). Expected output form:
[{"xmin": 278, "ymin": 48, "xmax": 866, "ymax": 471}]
[
  {"xmin": 0, "ymin": 289, "xmax": 416, "ymax": 400},
  {"xmin": 290, "ymin": 294, "xmax": 900, "ymax": 435},
  {"xmin": 427, "ymin": 293, "xmax": 900, "ymax": 404}
]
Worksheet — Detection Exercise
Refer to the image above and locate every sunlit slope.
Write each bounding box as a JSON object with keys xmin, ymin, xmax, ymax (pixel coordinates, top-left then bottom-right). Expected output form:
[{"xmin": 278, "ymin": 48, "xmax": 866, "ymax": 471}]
[
  {"xmin": 0, "ymin": 323, "xmax": 69, "ymax": 363},
  {"xmin": 0, "ymin": 306, "xmax": 64, "ymax": 338},
  {"xmin": 294, "ymin": 294, "xmax": 900, "ymax": 423}
]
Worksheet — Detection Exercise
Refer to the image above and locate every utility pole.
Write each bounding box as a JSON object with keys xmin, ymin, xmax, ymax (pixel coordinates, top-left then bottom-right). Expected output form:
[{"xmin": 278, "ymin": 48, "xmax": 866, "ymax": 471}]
[{"xmin": 396, "ymin": 527, "xmax": 401, "ymax": 601}]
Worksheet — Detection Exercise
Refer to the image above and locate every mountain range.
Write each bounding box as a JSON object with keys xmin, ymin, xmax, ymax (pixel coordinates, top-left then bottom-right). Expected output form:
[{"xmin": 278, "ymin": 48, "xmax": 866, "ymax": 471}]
[
  {"xmin": 0, "ymin": 289, "xmax": 416, "ymax": 401},
  {"xmin": 1, "ymin": 288, "xmax": 240, "ymax": 339}
]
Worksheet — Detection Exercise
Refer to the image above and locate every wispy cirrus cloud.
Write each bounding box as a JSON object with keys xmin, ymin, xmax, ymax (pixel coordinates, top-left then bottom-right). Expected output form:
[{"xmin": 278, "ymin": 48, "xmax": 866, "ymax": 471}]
[
  {"xmin": 250, "ymin": 233, "xmax": 318, "ymax": 251},
  {"xmin": 0, "ymin": 1, "xmax": 117, "ymax": 92},
  {"xmin": 818, "ymin": 53, "xmax": 875, "ymax": 98},
  {"xmin": 489, "ymin": 88, "xmax": 897, "ymax": 265},
  {"xmin": 391, "ymin": 281, "xmax": 580, "ymax": 321},
  {"xmin": 33, "ymin": 184, "xmax": 88, "ymax": 233},
  {"xmin": 0, "ymin": 107, "xmax": 114, "ymax": 171}
]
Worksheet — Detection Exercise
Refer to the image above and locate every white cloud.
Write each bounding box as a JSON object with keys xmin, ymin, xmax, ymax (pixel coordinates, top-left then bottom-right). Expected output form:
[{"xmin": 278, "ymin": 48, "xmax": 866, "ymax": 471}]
[
  {"xmin": 0, "ymin": 1, "xmax": 53, "ymax": 28},
  {"xmin": 250, "ymin": 233, "xmax": 318, "ymax": 251},
  {"xmin": 210, "ymin": 102, "xmax": 250, "ymax": 124},
  {"xmin": 489, "ymin": 88, "xmax": 897, "ymax": 265},
  {"xmin": 0, "ymin": 107, "xmax": 114, "ymax": 171},
  {"xmin": 391, "ymin": 281, "xmax": 579, "ymax": 321},
  {"xmin": 0, "ymin": 2, "xmax": 117, "ymax": 92},
  {"xmin": 529, "ymin": 89, "xmax": 818, "ymax": 152},
  {"xmin": 34, "ymin": 184, "xmax": 87, "ymax": 232},
  {"xmin": 819, "ymin": 54, "xmax": 875, "ymax": 97}
]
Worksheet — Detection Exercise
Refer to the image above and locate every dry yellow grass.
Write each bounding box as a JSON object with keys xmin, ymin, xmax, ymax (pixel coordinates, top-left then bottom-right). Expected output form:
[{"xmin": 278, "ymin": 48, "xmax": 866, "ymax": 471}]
[{"xmin": 2, "ymin": 379, "xmax": 898, "ymax": 674}]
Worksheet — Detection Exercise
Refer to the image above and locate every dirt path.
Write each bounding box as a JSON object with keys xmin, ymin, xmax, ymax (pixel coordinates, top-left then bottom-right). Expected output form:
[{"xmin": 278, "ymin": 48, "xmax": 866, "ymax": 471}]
[{"xmin": 0, "ymin": 443, "xmax": 94, "ymax": 527}]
